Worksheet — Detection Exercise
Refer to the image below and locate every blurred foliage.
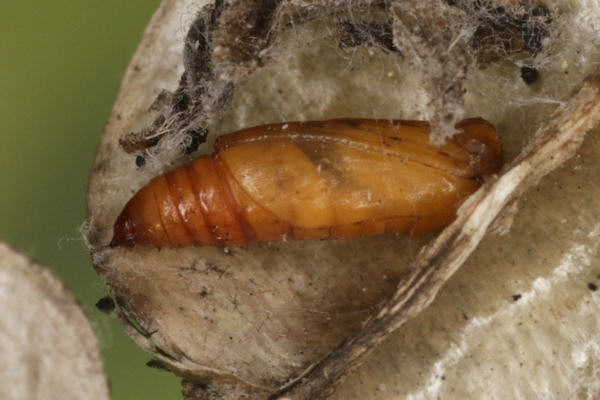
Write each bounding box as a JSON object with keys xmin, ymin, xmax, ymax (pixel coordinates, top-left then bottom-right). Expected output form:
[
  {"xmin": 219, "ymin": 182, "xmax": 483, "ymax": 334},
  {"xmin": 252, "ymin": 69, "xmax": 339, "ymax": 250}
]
[{"xmin": 0, "ymin": 1, "xmax": 182, "ymax": 399}]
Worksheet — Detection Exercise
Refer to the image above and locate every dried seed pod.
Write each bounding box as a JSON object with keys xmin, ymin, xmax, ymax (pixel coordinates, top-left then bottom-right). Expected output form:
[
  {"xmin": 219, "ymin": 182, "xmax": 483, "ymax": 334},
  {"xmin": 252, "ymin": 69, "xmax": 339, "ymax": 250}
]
[
  {"xmin": 86, "ymin": 0, "xmax": 600, "ymax": 398},
  {"xmin": 111, "ymin": 117, "xmax": 502, "ymax": 248}
]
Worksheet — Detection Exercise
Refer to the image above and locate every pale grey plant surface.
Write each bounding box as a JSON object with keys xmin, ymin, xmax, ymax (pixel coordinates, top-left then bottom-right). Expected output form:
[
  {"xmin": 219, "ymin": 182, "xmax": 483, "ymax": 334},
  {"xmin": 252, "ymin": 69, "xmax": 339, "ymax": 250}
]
[
  {"xmin": 86, "ymin": 0, "xmax": 600, "ymax": 399},
  {"xmin": 0, "ymin": 242, "xmax": 109, "ymax": 400}
]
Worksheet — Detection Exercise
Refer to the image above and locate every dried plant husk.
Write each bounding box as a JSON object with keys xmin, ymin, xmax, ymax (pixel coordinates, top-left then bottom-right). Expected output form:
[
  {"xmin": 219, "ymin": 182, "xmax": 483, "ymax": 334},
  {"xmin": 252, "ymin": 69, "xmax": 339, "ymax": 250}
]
[
  {"xmin": 0, "ymin": 242, "xmax": 109, "ymax": 400},
  {"xmin": 86, "ymin": 0, "xmax": 600, "ymax": 399}
]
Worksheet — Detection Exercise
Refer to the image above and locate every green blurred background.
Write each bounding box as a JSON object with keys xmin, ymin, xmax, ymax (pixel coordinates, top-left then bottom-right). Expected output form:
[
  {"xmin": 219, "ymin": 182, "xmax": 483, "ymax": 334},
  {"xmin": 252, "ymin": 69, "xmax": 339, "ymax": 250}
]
[{"xmin": 0, "ymin": 1, "xmax": 182, "ymax": 398}]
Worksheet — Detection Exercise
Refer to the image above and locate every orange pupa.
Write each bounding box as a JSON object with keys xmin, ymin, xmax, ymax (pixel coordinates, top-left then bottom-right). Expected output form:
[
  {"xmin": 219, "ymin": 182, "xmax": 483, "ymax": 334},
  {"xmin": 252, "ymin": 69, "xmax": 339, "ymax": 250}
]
[{"xmin": 111, "ymin": 118, "xmax": 502, "ymax": 248}]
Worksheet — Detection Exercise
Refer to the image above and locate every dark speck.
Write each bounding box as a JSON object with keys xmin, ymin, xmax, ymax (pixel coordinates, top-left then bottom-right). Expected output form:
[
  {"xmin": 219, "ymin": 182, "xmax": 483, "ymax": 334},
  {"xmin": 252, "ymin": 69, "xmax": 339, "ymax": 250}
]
[
  {"xmin": 184, "ymin": 128, "xmax": 207, "ymax": 154},
  {"xmin": 135, "ymin": 155, "xmax": 145, "ymax": 167},
  {"xmin": 146, "ymin": 359, "xmax": 168, "ymax": 370},
  {"xmin": 520, "ymin": 66, "xmax": 539, "ymax": 84},
  {"xmin": 512, "ymin": 294, "xmax": 522, "ymax": 301},
  {"xmin": 588, "ymin": 283, "xmax": 598, "ymax": 291},
  {"xmin": 95, "ymin": 296, "xmax": 115, "ymax": 313}
]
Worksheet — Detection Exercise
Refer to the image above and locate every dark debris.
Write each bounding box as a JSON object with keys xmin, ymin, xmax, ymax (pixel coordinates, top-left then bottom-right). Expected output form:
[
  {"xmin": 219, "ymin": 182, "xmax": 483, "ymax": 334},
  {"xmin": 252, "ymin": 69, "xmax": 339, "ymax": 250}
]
[
  {"xmin": 95, "ymin": 296, "xmax": 116, "ymax": 314},
  {"xmin": 521, "ymin": 66, "xmax": 540, "ymax": 84}
]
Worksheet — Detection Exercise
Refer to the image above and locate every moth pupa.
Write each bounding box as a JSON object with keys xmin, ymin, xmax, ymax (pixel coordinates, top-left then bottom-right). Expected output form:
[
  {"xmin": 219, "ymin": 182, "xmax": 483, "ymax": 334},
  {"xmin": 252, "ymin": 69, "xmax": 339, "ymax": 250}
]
[{"xmin": 111, "ymin": 118, "xmax": 502, "ymax": 248}]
